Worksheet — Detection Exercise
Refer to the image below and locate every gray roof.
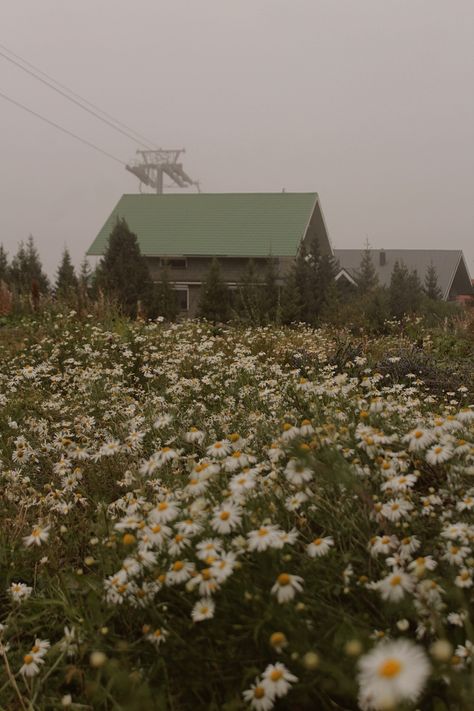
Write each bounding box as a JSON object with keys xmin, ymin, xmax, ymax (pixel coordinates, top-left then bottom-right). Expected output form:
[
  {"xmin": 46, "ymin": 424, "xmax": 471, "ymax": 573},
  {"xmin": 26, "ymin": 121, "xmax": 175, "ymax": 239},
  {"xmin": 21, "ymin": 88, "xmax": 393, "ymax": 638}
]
[{"xmin": 334, "ymin": 249, "xmax": 472, "ymax": 300}]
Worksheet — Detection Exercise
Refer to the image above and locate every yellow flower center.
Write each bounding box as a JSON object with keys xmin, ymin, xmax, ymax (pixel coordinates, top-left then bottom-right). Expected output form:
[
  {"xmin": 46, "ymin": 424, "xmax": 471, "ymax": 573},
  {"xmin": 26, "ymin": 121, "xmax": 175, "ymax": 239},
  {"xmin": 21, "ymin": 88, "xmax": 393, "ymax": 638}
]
[
  {"xmin": 390, "ymin": 575, "xmax": 402, "ymax": 586},
  {"xmin": 219, "ymin": 511, "xmax": 230, "ymax": 521},
  {"xmin": 158, "ymin": 502, "xmax": 168, "ymax": 511},
  {"xmin": 378, "ymin": 659, "xmax": 402, "ymax": 678},
  {"xmin": 278, "ymin": 573, "xmax": 290, "ymax": 586},
  {"xmin": 122, "ymin": 533, "xmax": 136, "ymax": 546},
  {"xmin": 415, "ymin": 430, "xmax": 423, "ymax": 438},
  {"xmin": 258, "ymin": 528, "xmax": 268, "ymax": 537},
  {"xmin": 270, "ymin": 670, "xmax": 283, "ymax": 681},
  {"xmin": 434, "ymin": 447, "xmax": 442, "ymax": 454},
  {"xmin": 173, "ymin": 561, "xmax": 184, "ymax": 571},
  {"xmin": 254, "ymin": 687, "xmax": 265, "ymax": 699},
  {"xmin": 313, "ymin": 538, "xmax": 322, "ymax": 546},
  {"xmin": 152, "ymin": 525, "xmax": 161, "ymax": 533},
  {"xmin": 23, "ymin": 654, "xmax": 34, "ymax": 665}
]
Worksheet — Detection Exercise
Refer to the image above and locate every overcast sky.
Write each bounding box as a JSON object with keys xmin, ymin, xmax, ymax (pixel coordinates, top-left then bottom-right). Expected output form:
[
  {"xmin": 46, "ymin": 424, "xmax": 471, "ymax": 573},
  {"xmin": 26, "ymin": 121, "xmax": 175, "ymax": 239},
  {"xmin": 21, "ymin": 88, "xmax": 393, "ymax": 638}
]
[{"xmin": 1, "ymin": 0, "xmax": 473, "ymax": 277}]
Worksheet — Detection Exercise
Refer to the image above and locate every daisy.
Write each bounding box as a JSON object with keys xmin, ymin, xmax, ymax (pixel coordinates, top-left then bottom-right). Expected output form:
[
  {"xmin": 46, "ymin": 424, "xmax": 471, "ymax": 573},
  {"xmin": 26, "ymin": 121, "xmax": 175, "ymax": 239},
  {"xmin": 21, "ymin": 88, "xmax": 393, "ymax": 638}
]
[
  {"xmin": 426, "ymin": 444, "xmax": 453, "ymax": 466},
  {"xmin": 243, "ymin": 679, "xmax": 275, "ymax": 711},
  {"xmin": 403, "ymin": 428, "xmax": 435, "ymax": 452},
  {"xmin": 145, "ymin": 627, "xmax": 169, "ymax": 648},
  {"xmin": 306, "ymin": 536, "xmax": 334, "ymax": 557},
  {"xmin": 191, "ymin": 597, "xmax": 215, "ymax": 622},
  {"xmin": 229, "ymin": 469, "xmax": 256, "ymax": 496},
  {"xmin": 381, "ymin": 499, "xmax": 413, "ymax": 522},
  {"xmin": 407, "ymin": 556, "xmax": 437, "ymax": 576},
  {"xmin": 20, "ymin": 653, "xmax": 44, "ymax": 677},
  {"xmin": 262, "ymin": 662, "xmax": 298, "ymax": 699},
  {"xmin": 376, "ymin": 569, "xmax": 415, "ymax": 602},
  {"xmin": 247, "ymin": 525, "xmax": 282, "ymax": 552},
  {"xmin": 271, "ymin": 573, "xmax": 304, "ymax": 603},
  {"xmin": 23, "ymin": 524, "xmax": 50, "ymax": 547},
  {"xmin": 455, "ymin": 569, "xmax": 473, "ymax": 588},
  {"xmin": 284, "ymin": 459, "xmax": 313, "ymax": 486},
  {"xmin": 167, "ymin": 560, "xmax": 195, "ymax": 585},
  {"xmin": 149, "ymin": 501, "xmax": 180, "ymax": 524},
  {"xmin": 206, "ymin": 440, "xmax": 231, "ymax": 458},
  {"xmin": 30, "ymin": 638, "xmax": 50, "ymax": 658},
  {"xmin": 357, "ymin": 639, "xmax": 431, "ymax": 710},
  {"xmin": 184, "ymin": 427, "xmax": 205, "ymax": 444},
  {"xmin": 211, "ymin": 501, "xmax": 242, "ymax": 534},
  {"xmin": 9, "ymin": 582, "xmax": 33, "ymax": 602}
]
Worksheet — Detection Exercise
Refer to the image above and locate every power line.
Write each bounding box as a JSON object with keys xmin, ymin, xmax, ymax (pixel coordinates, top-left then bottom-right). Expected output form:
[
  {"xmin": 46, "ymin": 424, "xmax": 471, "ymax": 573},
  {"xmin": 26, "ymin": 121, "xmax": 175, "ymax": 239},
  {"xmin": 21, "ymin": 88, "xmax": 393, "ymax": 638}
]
[
  {"xmin": 0, "ymin": 89, "xmax": 126, "ymax": 165},
  {"xmin": 0, "ymin": 41, "xmax": 157, "ymax": 150}
]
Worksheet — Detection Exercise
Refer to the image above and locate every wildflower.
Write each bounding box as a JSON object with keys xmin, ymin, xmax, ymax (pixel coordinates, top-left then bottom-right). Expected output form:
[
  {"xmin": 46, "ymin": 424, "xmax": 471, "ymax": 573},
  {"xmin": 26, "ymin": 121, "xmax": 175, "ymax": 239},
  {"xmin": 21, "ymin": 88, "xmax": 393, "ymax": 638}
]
[
  {"xmin": 20, "ymin": 653, "xmax": 44, "ymax": 677},
  {"xmin": 23, "ymin": 524, "xmax": 50, "ymax": 547},
  {"xmin": 357, "ymin": 639, "xmax": 431, "ymax": 710},
  {"xmin": 284, "ymin": 459, "xmax": 313, "ymax": 486},
  {"xmin": 375, "ymin": 569, "xmax": 415, "ymax": 602},
  {"xmin": 247, "ymin": 525, "xmax": 282, "ymax": 552},
  {"xmin": 243, "ymin": 679, "xmax": 275, "ymax": 710},
  {"xmin": 404, "ymin": 428, "xmax": 435, "ymax": 452},
  {"xmin": 191, "ymin": 597, "xmax": 215, "ymax": 622},
  {"xmin": 306, "ymin": 536, "xmax": 334, "ymax": 557},
  {"xmin": 9, "ymin": 582, "xmax": 33, "ymax": 602},
  {"xmin": 269, "ymin": 631, "xmax": 288, "ymax": 652},
  {"xmin": 184, "ymin": 427, "xmax": 205, "ymax": 444},
  {"xmin": 426, "ymin": 444, "xmax": 453, "ymax": 465},
  {"xmin": 211, "ymin": 501, "xmax": 243, "ymax": 534},
  {"xmin": 261, "ymin": 662, "xmax": 298, "ymax": 698},
  {"xmin": 206, "ymin": 440, "xmax": 231, "ymax": 458},
  {"xmin": 145, "ymin": 627, "xmax": 169, "ymax": 648},
  {"xmin": 149, "ymin": 500, "xmax": 180, "ymax": 524},
  {"xmin": 271, "ymin": 573, "xmax": 303, "ymax": 603},
  {"xmin": 455, "ymin": 569, "xmax": 473, "ymax": 588}
]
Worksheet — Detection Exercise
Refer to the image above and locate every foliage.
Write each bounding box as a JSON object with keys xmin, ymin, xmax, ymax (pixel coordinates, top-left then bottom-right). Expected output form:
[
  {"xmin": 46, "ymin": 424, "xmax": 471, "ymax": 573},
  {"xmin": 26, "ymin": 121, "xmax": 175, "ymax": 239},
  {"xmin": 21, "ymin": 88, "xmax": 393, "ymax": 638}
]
[
  {"xmin": 355, "ymin": 245, "xmax": 379, "ymax": 294},
  {"xmin": 55, "ymin": 248, "xmax": 78, "ymax": 298},
  {"xmin": 424, "ymin": 263, "xmax": 443, "ymax": 301},
  {"xmin": 198, "ymin": 258, "xmax": 231, "ymax": 322},
  {"xmin": 95, "ymin": 218, "xmax": 152, "ymax": 318},
  {"xmin": 0, "ymin": 315, "xmax": 473, "ymax": 710},
  {"xmin": 152, "ymin": 267, "xmax": 179, "ymax": 321},
  {"xmin": 9, "ymin": 235, "xmax": 50, "ymax": 295},
  {"xmin": 389, "ymin": 261, "xmax": 422, "ymax": 318}
]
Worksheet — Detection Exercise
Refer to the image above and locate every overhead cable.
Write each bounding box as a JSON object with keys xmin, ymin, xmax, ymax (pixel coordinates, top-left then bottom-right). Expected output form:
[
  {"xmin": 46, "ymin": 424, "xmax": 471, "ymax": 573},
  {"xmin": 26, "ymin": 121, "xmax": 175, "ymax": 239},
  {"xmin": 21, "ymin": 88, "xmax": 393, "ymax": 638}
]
[
  {"xmin": 0, "ymin": 42, "xmax": 157, "ymax": 149},
  {"xmin": 0, "ymin": 89, "xmax": 126, "ymax": 165}
]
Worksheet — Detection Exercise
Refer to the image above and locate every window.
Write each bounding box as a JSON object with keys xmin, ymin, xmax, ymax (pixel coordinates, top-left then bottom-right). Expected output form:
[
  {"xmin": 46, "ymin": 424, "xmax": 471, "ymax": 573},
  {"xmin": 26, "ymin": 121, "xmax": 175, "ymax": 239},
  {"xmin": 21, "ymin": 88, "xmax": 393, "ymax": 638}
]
[
  {"xmin": 173, "ymin": 287, "xmax": 189, "ymax": 311},
  {"xmin": 160, "ymin": 257, "xmax": 187, "ymax": 269}
]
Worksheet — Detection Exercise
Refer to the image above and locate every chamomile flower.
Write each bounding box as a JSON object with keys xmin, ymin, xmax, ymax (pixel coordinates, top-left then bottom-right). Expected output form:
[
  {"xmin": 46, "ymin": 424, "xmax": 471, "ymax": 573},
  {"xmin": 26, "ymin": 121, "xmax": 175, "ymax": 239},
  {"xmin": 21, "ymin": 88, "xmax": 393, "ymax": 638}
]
[
  {"xmin": 306, "ymin": 536, "xmax": 334, "ymax": 557},
  {"xmin": 23, "ymin": 524, "xmax": 50, "ymax": 547},
  {"xmin": 9, "ymin": 581, "xmax": 33, "ymax": 602},
  {"xmin": 271, "ymin": 573, "xmax": 304, "ymax": 603},
  {"xmin": 357, "ymin": 639, "xmax": 431, "ymax": 710},
  {"xmin": 191, "ymin": 597, "xmax": 215, "ymax": 622}
]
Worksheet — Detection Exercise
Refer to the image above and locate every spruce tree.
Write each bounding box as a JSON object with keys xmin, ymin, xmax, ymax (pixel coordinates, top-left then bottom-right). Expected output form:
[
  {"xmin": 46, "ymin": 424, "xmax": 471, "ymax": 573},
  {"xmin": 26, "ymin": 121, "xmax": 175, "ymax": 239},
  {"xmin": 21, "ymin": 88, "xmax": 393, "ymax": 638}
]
[
  {"xmin": 154, "ymin": 267, "xmax": 178, "ymax": 320},
  {"xmin": 0, "ymin": 245, "xmax": 8, "ymax": 283},
  {"xmin": 236, "ymin": 260, "xmax": 264, "ymax": 324},
  {"xmin": 198, "ymin": 259, "xmax": 231, "ymax": 322},
  {"xmin": 424, "ymin": 263, "xmax": 442, "ymax": 300},
  {"xmin": 356, "ymin": 245, "xmax": 379, "ymax": 294},
  {"xmin": 389, "ymin": 262, "xmax": 421, "ymax": 317},
  {"xmin": 262, "ymin": 257, "xmax": 280, "ymax": 323},
  {"xmin": 9, "ymin": 236, "xmax": 49, "ymax": 294},
  {"xmin": 79, "ymin": 257, "xmax": 92, "ymax": 294},
  {"xmin": 55, "ymin": 248, "xmax": 78, "ymax": 298},
  {"xmin": 95, "ymin": 218, "xmax": 152, "ymax": 317},
  {"xmin": 280, "ymin": 262, "xmax": 303, "ymax": 324}
]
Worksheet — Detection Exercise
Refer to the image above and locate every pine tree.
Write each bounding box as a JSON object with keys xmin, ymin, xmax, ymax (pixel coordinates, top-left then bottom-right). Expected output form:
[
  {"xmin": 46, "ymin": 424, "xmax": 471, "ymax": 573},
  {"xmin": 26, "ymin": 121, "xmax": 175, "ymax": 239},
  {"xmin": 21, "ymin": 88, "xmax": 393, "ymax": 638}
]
[
  {"xmin": 0, "ymin": 245, "xmax": 8, "ymax": 282},
  {"xmin": 198, "ymin": 259, "xmax": 231, "ymax": 322},
  {"xmin": 424, "ymin": 263, "xmax": 442, "ymax": 300},
  {"xmin": 9, "ymin": 236, "xmax": 49, "ymax": 294},
  {"xmin": 356, "ymin": 244, "xmax": 379, "ymax": 294},
  {"xmin": 95, "ymin": 218, "xmax": 152, "ymax": 317},
  {"xmin": 79, "ymin": 257, "xmax": 92, "ymax": 294},
  {"xmin": 55, "ymin": 248, "xmax": 78, "ymax": 298}
]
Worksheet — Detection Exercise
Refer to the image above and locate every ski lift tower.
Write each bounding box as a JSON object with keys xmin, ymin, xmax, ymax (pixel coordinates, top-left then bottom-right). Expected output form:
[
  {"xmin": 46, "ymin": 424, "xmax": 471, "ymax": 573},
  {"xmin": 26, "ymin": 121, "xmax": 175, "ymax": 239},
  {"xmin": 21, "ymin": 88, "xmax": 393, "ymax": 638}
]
[{"xmin": 126, "ymin": 148, "xmax": 200, "ymax": 194}]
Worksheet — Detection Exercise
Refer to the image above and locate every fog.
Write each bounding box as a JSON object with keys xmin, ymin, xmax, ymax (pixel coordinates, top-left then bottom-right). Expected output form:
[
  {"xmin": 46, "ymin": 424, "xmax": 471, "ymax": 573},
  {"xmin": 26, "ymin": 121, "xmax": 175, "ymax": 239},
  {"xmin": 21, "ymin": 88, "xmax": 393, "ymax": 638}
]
[{"xmin": 1, "ymin": 0, "xmax": 473, "ymax": 277}]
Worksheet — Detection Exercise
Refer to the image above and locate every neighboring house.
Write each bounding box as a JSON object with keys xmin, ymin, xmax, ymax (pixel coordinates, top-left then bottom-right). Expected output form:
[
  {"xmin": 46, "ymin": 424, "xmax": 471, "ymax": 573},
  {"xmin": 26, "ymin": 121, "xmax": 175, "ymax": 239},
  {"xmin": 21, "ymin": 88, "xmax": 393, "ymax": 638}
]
[
  {"xmin": 334, "ymin": 249, "xmax": 473, "ymax": 301},
  {"xmin": 87, "ymin": 192, "xmax": 332, "ymax": 316}
]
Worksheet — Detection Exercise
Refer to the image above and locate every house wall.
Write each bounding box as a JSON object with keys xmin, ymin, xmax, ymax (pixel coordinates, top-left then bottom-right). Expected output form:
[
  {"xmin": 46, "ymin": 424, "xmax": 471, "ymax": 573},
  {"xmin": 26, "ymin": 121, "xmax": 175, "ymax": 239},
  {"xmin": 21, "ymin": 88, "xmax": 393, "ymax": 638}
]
[{"xmin": 147, "ymin": 255, "xmax": 294, "ymax": 317}]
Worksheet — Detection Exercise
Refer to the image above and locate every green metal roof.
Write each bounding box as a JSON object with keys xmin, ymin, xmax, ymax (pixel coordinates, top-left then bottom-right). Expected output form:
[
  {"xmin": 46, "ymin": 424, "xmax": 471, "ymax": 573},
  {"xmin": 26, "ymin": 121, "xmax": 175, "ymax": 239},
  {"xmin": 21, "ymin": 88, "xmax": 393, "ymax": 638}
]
[{"xmin": 88, "ymin": 192, "xmax": 319, "ymax": 257}]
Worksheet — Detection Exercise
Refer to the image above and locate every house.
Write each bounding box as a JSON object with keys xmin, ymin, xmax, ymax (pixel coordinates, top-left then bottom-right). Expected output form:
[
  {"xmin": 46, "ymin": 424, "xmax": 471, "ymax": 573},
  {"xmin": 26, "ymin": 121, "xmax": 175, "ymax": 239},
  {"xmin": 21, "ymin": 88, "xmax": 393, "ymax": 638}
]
[
  {"xmin": 87, "ymin": 192, "xmax": 332, "ymax": 316},
  {"xmin": 334, "ymin": 249, "xmax": 473, "ymax": 301}
]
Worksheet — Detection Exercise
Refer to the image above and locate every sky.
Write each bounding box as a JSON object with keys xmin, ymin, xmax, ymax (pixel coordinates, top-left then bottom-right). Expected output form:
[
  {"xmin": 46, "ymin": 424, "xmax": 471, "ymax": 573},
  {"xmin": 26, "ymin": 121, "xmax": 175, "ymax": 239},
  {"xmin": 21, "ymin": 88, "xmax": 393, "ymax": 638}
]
[{"xmin": 1, "ymin": 0, "xmax": 473, "ymax": 278}]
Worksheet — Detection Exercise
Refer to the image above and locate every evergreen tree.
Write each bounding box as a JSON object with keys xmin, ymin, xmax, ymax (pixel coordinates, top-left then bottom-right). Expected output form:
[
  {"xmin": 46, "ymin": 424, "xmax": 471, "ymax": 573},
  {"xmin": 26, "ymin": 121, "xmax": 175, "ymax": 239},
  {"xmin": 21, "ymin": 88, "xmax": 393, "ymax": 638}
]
[
  {"xmin": 198, "ymin": 259, "xmax": 231, "ymax": 322},
  {"xmin": 280, "ymin": 262, "xmax": 303, "ymax": 325},
  {"xmin": 79, "ymin": 257, "xmax": 92, "ymax": 294},
  {"xmin": 55, "ymin": 248, "xmax": 78, "ymax": 298},
  {"xmin": 95, "ymin": 218, "xmax": 152, "ymax": 317},
  {"xmin": 9, "ymin": 236, "xmax": 49, "ymax": 294},
  {"xmin": 261, "ymin": 257, "xmax": 280, "ymax": 323},
  {"xmin": 389, "ymin": 261, "xmax": 422, "ymax": 317},
  {"xmin": 236, "ymin": 260, "xmax": 264, "ymax": 324},
  {"xmin": 356, "ymin": 244, "xmax": 379, "ymax": 294},
  {"xmin": 154, "ymin": 268, "xmax": 178, "ymax": 320},
  {"xmin": 424, "ymin": 263, "xmax": 442, "ymax": 300},
  {"xmin": 0, "ymin": 245, "xmax": 8, "ymax": 283}
]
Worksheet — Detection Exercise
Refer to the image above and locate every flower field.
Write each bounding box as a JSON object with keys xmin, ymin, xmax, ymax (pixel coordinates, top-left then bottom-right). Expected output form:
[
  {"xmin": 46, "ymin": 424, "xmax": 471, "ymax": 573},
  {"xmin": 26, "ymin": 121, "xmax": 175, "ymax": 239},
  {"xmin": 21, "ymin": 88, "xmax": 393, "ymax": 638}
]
[{"xmin": 1, "ymin": 314, "xmax": 473, "ymax": 710}]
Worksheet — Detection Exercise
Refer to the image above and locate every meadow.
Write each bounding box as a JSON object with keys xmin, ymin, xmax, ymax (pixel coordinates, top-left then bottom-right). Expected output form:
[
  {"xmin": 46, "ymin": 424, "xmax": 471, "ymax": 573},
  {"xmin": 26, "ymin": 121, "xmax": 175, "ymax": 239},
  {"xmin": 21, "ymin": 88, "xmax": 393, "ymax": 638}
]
[{"xmin": 0, "ymin": 312, "xmax": 473, "ymax": 710}]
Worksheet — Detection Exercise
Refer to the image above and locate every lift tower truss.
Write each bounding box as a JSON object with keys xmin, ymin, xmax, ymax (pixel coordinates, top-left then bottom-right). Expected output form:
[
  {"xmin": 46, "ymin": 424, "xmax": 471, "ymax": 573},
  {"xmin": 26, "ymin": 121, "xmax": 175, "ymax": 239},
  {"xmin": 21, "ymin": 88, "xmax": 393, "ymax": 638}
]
[{"xmin": 126, "ymin": 148, "xmax": 200, "ymax": 194}]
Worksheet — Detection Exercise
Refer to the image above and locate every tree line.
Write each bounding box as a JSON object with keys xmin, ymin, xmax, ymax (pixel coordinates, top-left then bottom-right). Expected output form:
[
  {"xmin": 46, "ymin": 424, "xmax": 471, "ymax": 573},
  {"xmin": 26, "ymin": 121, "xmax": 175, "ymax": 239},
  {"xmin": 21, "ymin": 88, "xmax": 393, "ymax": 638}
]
[{"xmin": 0, "ymin": 219, "xmax": 452, "ymax": 326}]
